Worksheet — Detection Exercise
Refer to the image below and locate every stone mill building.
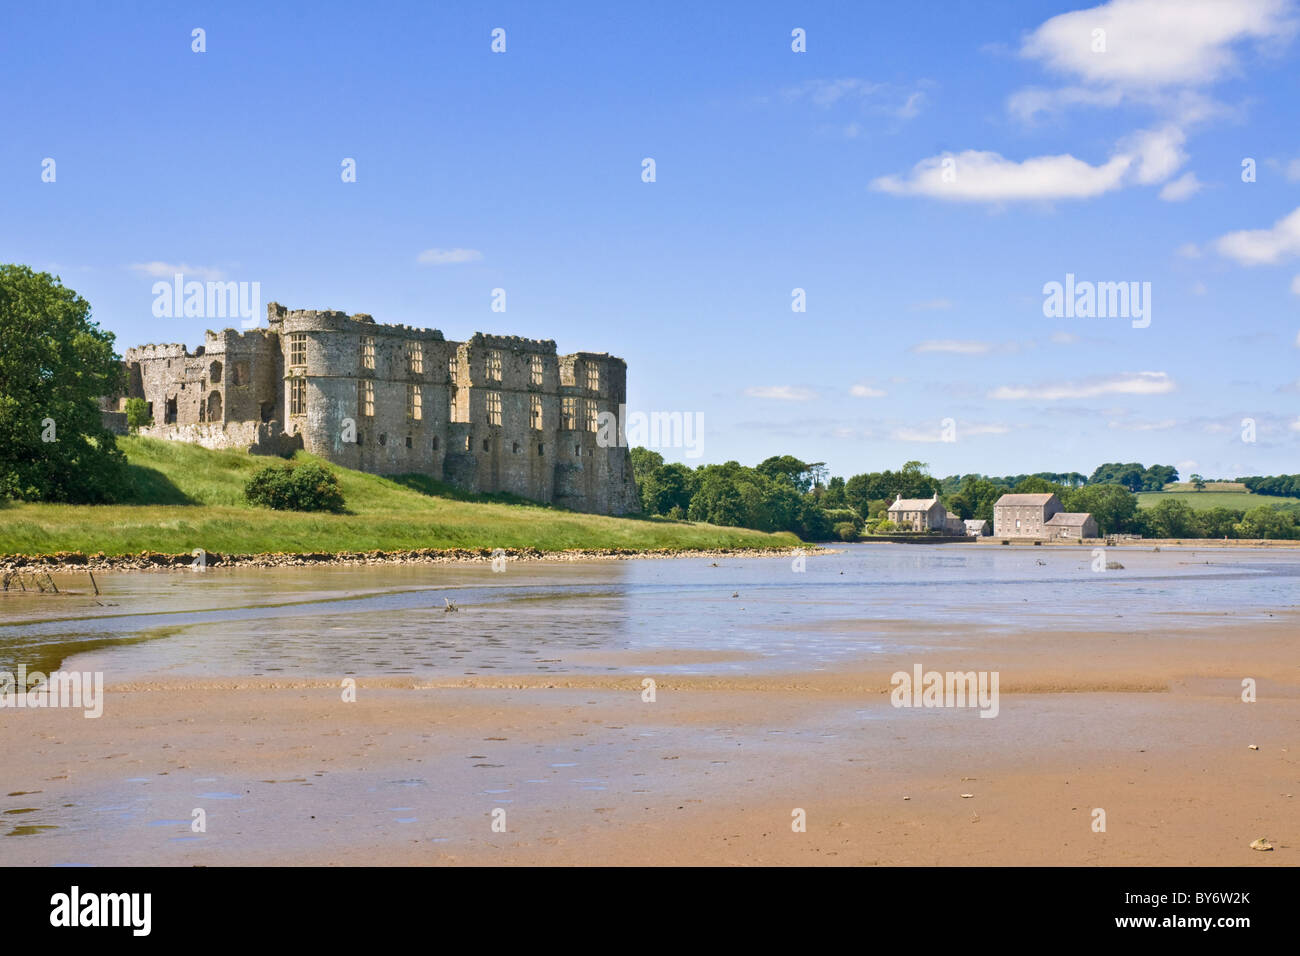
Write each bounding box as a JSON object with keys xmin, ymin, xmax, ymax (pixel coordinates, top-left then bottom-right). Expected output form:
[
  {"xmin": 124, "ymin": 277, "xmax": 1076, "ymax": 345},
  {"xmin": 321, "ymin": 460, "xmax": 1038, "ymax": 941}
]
[{"xmin": 119, "ymin": 303, "xmax": 640, "ymax": 515}]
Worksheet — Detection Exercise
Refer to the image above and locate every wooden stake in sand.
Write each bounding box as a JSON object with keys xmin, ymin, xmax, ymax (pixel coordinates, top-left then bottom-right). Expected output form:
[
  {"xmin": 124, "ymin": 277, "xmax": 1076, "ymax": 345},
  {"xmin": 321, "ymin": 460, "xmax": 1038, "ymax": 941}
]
[{"xmin": 88, "ymin": 570, "xmax": 99, "ymax": 596}]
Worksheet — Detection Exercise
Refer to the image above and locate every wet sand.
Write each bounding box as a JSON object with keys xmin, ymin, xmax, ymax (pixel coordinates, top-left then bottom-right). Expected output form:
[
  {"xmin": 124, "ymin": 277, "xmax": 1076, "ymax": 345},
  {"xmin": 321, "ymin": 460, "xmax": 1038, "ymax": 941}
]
[{"xmin": 2, "ymin": 613, "xmax": 1295, "ymax": 866}]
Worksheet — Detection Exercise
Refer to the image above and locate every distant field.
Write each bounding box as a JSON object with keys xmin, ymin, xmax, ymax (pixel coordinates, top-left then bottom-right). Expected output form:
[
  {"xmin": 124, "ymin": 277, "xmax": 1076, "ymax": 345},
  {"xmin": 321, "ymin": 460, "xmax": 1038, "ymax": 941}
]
[
  {"xmin": 0, "ymin": 437, "xmax": 799, "ymax": 556},
  {"xmin": 1137, "ymin": 487, "xmax": 1300, "ymax": 510},
  {"xmin": 1162, "ymin": 481, "xmax": 1247, "ymax": 493}
]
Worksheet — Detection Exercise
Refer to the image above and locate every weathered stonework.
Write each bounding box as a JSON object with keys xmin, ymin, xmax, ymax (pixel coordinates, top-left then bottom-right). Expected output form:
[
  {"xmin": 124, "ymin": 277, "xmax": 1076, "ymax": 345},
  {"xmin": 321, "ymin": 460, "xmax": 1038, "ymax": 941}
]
[{"xmin": 120, "ymin": 304, "xmax": 640, "ymax": 515}]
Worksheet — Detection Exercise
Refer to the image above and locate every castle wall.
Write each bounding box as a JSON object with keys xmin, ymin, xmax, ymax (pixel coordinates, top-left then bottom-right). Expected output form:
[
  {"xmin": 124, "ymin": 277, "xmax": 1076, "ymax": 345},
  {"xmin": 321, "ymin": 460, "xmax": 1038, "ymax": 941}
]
[{"xmin": 122, "ymin": 303, "xmax": 640, "ymax": 515}]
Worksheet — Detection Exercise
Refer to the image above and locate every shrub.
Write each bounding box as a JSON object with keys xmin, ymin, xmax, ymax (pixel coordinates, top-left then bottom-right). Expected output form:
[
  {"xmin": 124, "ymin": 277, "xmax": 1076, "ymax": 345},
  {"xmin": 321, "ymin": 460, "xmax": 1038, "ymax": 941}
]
[
  {"xmin": 834, "ymin": 521, "xmax": 858, "ymax": 542},
  {"xmin": 244, "ymin": 462, "xmax": 345, "ymax": 512},
  {"xmin": 124, "ymin": 397, "xmax": 153, "ymax": 431}
]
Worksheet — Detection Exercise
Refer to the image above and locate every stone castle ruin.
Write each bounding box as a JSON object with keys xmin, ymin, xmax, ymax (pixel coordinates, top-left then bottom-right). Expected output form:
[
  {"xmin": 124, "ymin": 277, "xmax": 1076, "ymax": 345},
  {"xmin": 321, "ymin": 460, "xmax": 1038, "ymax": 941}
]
[{"xmin": 118, "ymin": 303, "xmax": 640, "ymax": 515}]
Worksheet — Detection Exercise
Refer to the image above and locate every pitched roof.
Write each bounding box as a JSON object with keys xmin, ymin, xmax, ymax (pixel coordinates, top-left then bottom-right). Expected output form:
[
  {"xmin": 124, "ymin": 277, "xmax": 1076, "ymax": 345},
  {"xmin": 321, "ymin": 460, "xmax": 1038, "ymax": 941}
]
[
  {"xmin": 994, "ymin": 493, "xmax": 1059, "ymax": 506},
  {"xmin": 888, "ymin": 496, "xmax": 942, "ymax": 512},
  {"xmin": 1045, "ymin": 511, "xmax": 1093, "ymax": 526},
  {"xmin": 964, "ymin": 519, "xmax": 988, "ymax": 529}
]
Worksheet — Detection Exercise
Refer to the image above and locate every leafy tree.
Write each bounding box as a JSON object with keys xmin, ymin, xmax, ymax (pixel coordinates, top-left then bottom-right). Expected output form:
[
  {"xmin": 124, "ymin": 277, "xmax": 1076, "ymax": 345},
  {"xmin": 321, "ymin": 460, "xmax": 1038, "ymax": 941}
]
[
  {"xmin": 1145, "ymin": 498, "xmax": 1198, "ymax": 538},
  {"xmin": 822, "ymin": 475, "xmax": 847, "ymax": 508},
  {"xmin": 1011, "ymin": 476, "xmax": 1067, "ymax": 496},
  {"xmin": 1062, "ymin": 483, "xmax": 1138, "ymax": 535},
  {"xmin": 640, "ymin": 462, "xmax": 694, "ymax": 516},
  {"xmin": 1234, "ymin": 505, "xmax": 1297, "ymax": 539},
  {"xmin": 124, "ymin": 396, "xmax": 153, "ymax": 431},
  {"xmin": 1189, "ymin": 473, "xmax": 1206, "ymax": 491},
  {"xmin": 1198, "ymin": 507, "xmax": 1241, "ymax": 538},
  {"xmin": 629, "ymin": 446, "xmax": 663, "ymax": 484},
  {"xmin": 0, "ymin": 265, "xmax": 126, "ymax": 502},
  {"xmin": 755, "ymin": 454, "xmax": 815, "ymax": 493}
]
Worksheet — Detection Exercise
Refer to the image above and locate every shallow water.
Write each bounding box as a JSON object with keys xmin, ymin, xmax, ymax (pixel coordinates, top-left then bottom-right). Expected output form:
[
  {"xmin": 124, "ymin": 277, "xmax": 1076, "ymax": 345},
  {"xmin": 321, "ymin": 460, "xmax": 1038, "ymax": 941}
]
[{"xmin": 1, "ymin": 544, "xmax": 1297, "ymax": 680}]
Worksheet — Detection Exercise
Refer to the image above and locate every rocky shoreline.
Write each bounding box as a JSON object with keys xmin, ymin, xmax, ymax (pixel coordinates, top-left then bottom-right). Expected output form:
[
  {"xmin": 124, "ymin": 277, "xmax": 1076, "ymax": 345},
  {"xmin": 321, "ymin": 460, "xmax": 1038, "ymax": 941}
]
[{"xmin": 0, "ymin": 545, "xmax": 820, "ymax": 573}]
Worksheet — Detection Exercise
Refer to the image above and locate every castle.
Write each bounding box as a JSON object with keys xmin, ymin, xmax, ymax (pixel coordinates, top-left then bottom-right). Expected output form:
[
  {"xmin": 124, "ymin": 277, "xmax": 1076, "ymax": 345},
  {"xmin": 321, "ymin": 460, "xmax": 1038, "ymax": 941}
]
[{"xmin": 118, "ymin": 304, "xmax": 640, "ymax": 515}]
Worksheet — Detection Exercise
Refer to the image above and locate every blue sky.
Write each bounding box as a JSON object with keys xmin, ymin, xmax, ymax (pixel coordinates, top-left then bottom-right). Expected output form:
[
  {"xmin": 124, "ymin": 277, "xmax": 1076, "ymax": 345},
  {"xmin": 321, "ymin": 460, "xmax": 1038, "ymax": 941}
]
[{"xmin": 4, "ymin": 0, "xmax": 1300, "ymax": 480}]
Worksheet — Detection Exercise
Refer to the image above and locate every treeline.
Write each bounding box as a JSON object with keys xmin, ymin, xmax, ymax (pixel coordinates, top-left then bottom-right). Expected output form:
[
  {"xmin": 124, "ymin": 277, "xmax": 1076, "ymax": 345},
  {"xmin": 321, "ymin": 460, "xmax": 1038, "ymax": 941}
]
[
  {"xmin": 1240, "ymin": 475, "xmax": 1300, "ymax": 498},
  {"xmin": 633, "ymin": 454, "xmax": 1300, "ymax": 541}
]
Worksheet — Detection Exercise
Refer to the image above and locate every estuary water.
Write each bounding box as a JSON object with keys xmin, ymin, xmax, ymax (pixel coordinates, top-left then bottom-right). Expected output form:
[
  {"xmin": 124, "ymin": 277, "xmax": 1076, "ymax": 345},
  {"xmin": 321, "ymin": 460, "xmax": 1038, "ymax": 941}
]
[{"xmin": 1, "ymin": 544, "xmax": 1297, "ymax": 681}]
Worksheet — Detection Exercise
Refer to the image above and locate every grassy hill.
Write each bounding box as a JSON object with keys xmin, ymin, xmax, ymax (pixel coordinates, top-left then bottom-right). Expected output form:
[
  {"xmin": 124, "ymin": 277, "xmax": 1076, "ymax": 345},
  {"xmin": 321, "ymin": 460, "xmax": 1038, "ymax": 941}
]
[
  {"xmin": 1137, "ymin": 484, "xmax": 1300, "ymax": 511},
  {"xmin": 0, "ymin": 437, "xmax": 799, "ymax": 556}
]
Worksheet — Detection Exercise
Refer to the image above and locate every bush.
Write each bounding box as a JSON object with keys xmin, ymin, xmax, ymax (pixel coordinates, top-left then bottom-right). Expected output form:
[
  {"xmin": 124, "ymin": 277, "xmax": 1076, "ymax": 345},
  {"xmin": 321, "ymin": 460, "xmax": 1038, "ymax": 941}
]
[
  {"xmin": 244, "ymin": 462, "xmax": 345, "ymax": 512},
  {"xmin": 124, "ymin": 397, "xmax": 153, "ymax": 430},
  {"xmin": 834, "ymin": 521, "xmax": 859, "ymax": 542}
]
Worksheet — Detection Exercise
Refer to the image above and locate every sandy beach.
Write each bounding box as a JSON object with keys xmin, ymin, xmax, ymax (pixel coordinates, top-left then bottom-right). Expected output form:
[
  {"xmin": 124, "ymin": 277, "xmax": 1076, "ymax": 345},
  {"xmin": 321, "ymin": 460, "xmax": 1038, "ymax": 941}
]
[{"xmin": 2, "ymin": 580, "xmax": 1295, "ymax": 866}]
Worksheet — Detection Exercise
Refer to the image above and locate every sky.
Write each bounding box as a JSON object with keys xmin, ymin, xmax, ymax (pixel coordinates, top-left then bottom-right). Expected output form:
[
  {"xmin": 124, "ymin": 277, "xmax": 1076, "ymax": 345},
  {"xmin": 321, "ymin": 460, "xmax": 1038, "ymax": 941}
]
[{"xmin": 3, "ymin": 0, "xmax": 1300, "ymax": 481}]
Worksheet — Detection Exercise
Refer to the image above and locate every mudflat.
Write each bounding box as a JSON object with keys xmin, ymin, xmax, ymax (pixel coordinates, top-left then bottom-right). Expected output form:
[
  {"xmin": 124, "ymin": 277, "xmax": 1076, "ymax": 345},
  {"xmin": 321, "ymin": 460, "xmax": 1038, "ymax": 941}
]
[{"xmin": 1, "ymin": 609, "xmax": 1294, "ymax": 865}]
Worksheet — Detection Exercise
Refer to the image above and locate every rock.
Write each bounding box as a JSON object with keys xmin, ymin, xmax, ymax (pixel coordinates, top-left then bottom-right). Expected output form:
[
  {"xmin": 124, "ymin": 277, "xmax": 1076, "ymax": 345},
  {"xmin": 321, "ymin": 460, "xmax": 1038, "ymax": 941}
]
[{"xmin": 1249, "ymin": 838, "xmax": 1273, "ymax": 851}]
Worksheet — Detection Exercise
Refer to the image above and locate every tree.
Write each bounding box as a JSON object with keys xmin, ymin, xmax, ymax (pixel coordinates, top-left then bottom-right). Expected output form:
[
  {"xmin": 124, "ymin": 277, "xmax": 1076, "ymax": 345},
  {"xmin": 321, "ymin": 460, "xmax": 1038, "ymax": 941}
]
[
  {"xmin": 124, "ymin": 397, "xmax": 153, "ymax": 431},
  {"xmin": 629, "ymin": 446, "xmax": 663, "ymax": 484},
  {"xmin": 1234, "ymin": 506, "xmax": 1297, "ymax": 539},
  {"xmin": 755, "ymin": 455, "xmax": 815, "ymax": 493},
  {"xmin": 1145, "ymin": 498, "xmax": 1198, "ymax": 539},
  {"xmin": 640, "ymin": 462, "xmax": 694, "ymax": 516},
  {"xmin": 0, "ymin": 265, "xmax": 126, "ymax": 502},
  {"xmin": 1198, "ymin": 507, "xmax": 1241, "ymax": 539},
  {"xmin": 1190, "ymin": 474, "xmax": 1206, "ymax": 491},
  {"xmin": 1063, "ymin": 483, "xmax": 1139, "ymax": 535}
]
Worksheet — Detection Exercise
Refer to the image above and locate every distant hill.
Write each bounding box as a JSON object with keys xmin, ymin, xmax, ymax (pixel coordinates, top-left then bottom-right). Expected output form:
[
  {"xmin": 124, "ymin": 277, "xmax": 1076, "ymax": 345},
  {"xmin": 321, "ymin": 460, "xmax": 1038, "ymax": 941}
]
[{"xmin": 1137, "ymin": 483, "xmax": 1300, "ymax": 511}]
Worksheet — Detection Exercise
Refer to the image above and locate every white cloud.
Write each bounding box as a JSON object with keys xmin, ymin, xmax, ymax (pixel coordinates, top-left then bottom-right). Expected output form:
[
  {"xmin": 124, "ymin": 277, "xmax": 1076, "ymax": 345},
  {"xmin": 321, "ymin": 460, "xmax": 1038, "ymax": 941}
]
[
  {"xmin": 1176, "ymin": 242, "xmax": 1202, "ymax": 258},
  {"xmin": 1287, "ymin": 159, "xmax": 1300, "ymax": 182},
  {"xmin": 872, "ymin": 125, "xmax": 1186, "ymax": 202},
  {"xmin": 1192, "ymin": 280, "xmax": 1208, "ymax": 295},
  {"xmin": 744, "ymin": 386, "xmax": 817, "ymax": 401},
  {"xmin": 1291, "ymin": 274, "xmax": 1300, "ymax": 294},
  {"xmin": 417, "ymin": 248, "xmax": 483, "ymax": 265},
  {"xmin": 1291, "ymin": 418, "xmax": 1300, "ymax": 432},
  {"xmin": 129, "ymin": 261, "xmax": 225, "ymax": 281},
  {"xmin": 1177, "ymin": 459, "xmax": 1199, "ymax": 472},
  {"xmin": 782, "ymin": 78, "xmax": 928, "ymax": 120},
  {"xmin": 850, "ymin": 384, "xmax": 886, "ymax": 398},
  {"xmin": 908, "ymin": 297, "xmax": 953, "ymax": 311},
  {"xmin": 910, "ymin": 339, "xmax": 993, "ymax": 355},
  {"xmin": 893, "ymin": 422, "xmax": 1008, "ymax": 442},
  {"xmin": 1019, "ymin": 0, "xmax": 1295, "ymax": 90},
  {"xmin": 1159, "ymin": 171, "xmax": 1202, "ymax": 201},
  {"xmin": 1214, "ymin": 206, "xmax": 1300, "ymax": 265},
  {"xmin": 1107, "ymin": 418, "xmax": 1179, "ymax": 431},
  {"xmin": 1050, "ymin": 331, "xmax": 1080, "ymax": 344},
  {"xmin": 990, "ymin": 371, "xmax": 1175, "ymax": 400}
]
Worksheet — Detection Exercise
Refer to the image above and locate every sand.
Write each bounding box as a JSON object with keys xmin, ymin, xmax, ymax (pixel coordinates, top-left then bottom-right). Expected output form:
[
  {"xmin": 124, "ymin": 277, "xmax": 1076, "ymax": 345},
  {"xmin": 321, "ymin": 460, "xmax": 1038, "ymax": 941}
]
[{"xmin": 1, "ymin": 612, "xmax": 1295, "ymax": 866}]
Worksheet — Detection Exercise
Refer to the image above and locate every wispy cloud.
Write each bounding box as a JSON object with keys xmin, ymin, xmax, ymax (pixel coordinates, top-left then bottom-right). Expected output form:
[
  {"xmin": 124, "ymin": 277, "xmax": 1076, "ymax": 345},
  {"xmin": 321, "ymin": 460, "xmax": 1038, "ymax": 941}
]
[
  {"xmin": 1159, "ymin": 171, "xmax": 1202, "ymax": 201},
  {"xmin": 893, "ymin": 422, "xmax": 1009, "ymax": 442},
  {"xmin": 990, "ymin": 371, "xmax": 1175, "ymax": 400},
  {"xmin": 744, "ymin": 385, "xmax": 817, "ymax": 401},
  {"xmin": 129, "ymin": 261, "xmax": 225, "ymax": 281},
  {"xmin": 1108, "ymin": 418, "xmax": 1180, "ymax": 431},
  {"xmin": 781, "ymin": 78, "xmax": 928, "ymax": 120},
  {"xmin": 871, "ymin": 126, "xmax": 1187, "ymax": 203},
  {"xmin": 417, "ymin": 248, "xmax": 483, "ymax": 265},
  {"xmin": 1214, "ymin": 206, "xmax": 1300, "ymax": 265},
  {"xmin": 911, "ymin": 339, "xmax": 995, "ymax": 355},
  {"xmin": 849, "ymin": 384, "xmax": 886, "ymax": 398}
]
